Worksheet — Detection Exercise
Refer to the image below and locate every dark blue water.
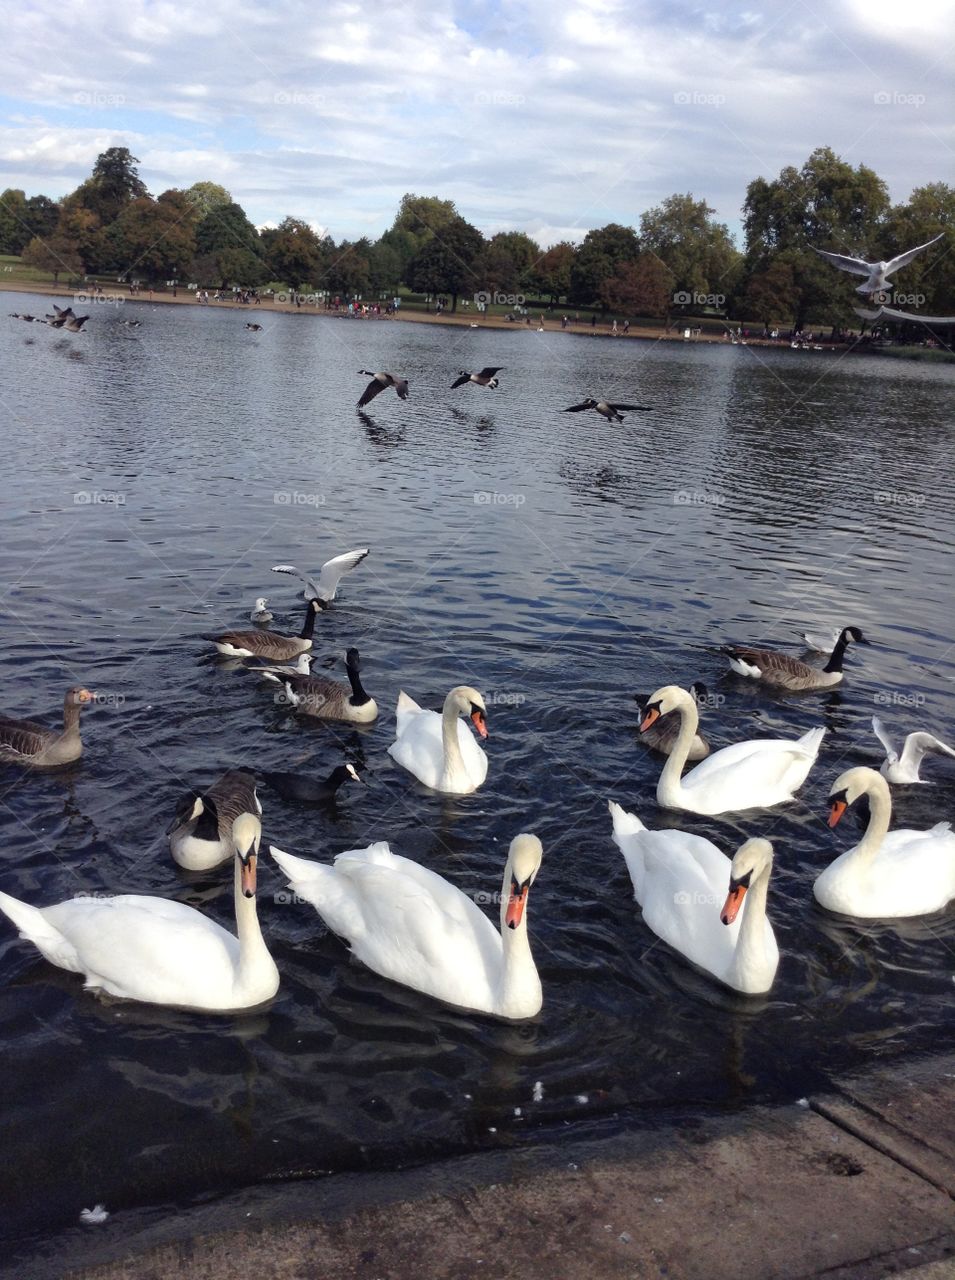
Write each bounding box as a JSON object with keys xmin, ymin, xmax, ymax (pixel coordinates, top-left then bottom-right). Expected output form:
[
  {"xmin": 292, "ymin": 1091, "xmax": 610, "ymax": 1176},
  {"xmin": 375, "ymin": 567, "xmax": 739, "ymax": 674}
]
[{"xmin": 1, "ymin": 294, "xmax": 954, "ymax": 1250}]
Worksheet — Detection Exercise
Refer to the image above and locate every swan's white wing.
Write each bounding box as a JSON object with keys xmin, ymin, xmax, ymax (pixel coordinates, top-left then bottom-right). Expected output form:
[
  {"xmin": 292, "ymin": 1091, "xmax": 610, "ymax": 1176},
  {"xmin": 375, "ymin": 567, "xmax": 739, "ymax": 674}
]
[
  {"xmin": 271, "ymin": 564, "xmax": 321, "ymax": 598},
  {"xmin": 871, "ymin": 716, "xmax": 899, "ymax": 765},
  {"xmin": 394, "ymin": 690, "xmax": 423, "ymax": 735},
  {"xmin": 316, "ymin": 548, "xmax": 369, "ymax": 602},
  {"xmin": 681, "ymin": 730, "xmax": 823, "ymax": 810},
  {"xmin": 884, "ymin": 233, "xmax": 944, "ymax": 275},
  {"xmin": 812, "ymin": 247, "xmax": 873, "ymax": 276}
]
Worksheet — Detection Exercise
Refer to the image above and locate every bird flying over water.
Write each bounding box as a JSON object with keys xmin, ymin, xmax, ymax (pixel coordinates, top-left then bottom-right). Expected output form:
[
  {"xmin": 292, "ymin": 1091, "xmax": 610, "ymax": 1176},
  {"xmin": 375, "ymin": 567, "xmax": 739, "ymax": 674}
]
[
  {"xmin": 813, "ymin": 233, "xmax": 943, "ymax": 296},
  {"xmin": 357, "ymin": 371, "xmax": 409, "ymax": 407},
  {"xmin": 564, "ymin": 398, "xmax": 652, "ymax": 423},
  {"xmin": 451, "ymin": 367, "xmax": 503, "ymax": 389},
  {"xmin": 271, "ymin": 548, "xmax": 370, "ymax": 605}
]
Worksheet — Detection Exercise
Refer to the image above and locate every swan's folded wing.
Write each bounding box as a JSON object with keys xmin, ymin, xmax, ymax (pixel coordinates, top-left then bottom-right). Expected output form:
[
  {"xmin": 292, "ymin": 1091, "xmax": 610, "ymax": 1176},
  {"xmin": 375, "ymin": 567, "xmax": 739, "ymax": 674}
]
[{"xmin": 393, "ymin": 691, "xmax": 424, "ymax": 735}]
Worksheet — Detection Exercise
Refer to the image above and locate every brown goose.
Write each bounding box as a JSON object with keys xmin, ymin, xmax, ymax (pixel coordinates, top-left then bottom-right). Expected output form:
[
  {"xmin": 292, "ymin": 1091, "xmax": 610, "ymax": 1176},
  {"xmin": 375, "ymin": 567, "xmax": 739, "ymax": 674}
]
[
  {"xmin": 0, "ymin": 686, "xmax": 95, "ymax": 767},
  {"xmin": 634, "ymin": 681, "xmax": 711, "ymax": 759},
  {"xmin": 564, "ymin": 398, "xmax": 652, "ymax": 423},
  {"xmin": 357, "ymin": 371, "xmax": 409, "ymax": 407},
  {"xmin": 167, "ymin": 768, "xmax": 262, "ymax": 870},
  {"xmin": 264, "ymin": 647, "xmax": 377, "ymax": 723},
  {"xmin": 719, "ymin": 626, "xmax": 870, "ymax": 691},
  {"xmin": 202, "ymin": 599, "xmax": 321, "ymax": 660},
  {"xmin": 451, "ymin": 367, "xmax": 503, "ymax": 389}
]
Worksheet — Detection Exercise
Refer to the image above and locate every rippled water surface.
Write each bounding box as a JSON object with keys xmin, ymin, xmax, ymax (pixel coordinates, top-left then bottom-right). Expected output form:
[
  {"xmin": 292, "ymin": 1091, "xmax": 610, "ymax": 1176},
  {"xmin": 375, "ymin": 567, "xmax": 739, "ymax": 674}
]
[{"xmin": 1, "ymin": 295, "xmax": 954, "ymax": 1250}]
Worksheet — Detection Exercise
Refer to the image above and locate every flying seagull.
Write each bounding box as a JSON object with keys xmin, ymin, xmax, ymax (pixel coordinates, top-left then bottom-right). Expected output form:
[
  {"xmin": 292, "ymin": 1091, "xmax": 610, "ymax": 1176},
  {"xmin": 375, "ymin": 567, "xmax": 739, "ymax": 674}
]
[
  {"xmin": 451, "ymin": 367, "xmax": 503, "ymax": 389},
  {"xmin": 813, "ymin": 233, "xmax": 943, "ymax": 296},
  {"xmin": 564, "ymin": 398, "xmax": 652, "ymax": 423},
  {"xmin": 271, "ymin": 548, "xmax": 370, "ymax": 605},
  {"xmin": 357, "ymin": 371, "xmax": 409, "ymax": 408}
]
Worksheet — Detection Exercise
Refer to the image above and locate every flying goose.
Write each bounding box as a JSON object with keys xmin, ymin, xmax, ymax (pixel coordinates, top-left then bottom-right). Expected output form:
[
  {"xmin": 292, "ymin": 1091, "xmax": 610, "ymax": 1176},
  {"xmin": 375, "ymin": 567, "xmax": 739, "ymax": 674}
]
[
  {"xmin": 245, "ymin": 322, "xmax": 263, "ymax": 332},
  {"xmin": 564, "ymin": 398, "xmax": 652, "ymax": 422},
  {"xmin": 259, "ymin": 761, "xmax": 362, "ymax": 805},
  {"xmin": 271, "ymin": 548, "xmax": 369, "ymax": 605},
  {"xmin": 0, "ymin": 813, "xmax": 280, "ymax": 1012},
  {"xmin": 633, "ymin": 680, "xmax": 711, "ymax": 759},
  {"xmin": 9, "ymin": 313, "xmax": 37, "ymax": 322},
  {"xmin": 167, "ymin": 768, "xmax": 262, "ymax": 870},
  {"xmin": 813, "ymin": 233, "xmax": 944, "ymax": 296},
  {"xmin": 202, "ymin": 598, "xmax": 321, "ymax": 659},
  {"xmin": 0, "ymin": 687, "xmax": 95, "ymax": 767},
  {"xmin": 872, "ymin": 716, "xmax": 955, "ymax": 784},
  {"xmin": 45, "ymin": 304, "xmax": 73, "ymax": 328},
  {"xmin": 264, "ymin": 647, "xmax": 377, "ymax": 724},
  {"xmin": 718, "ymin": 626, "xmax": 870, "ymax": 691},
  {"xmin": 357, "ymin": 371, "xmax": 409, "ymax": 407},
  {"xmin": 250, "ymin": 597, "xmax": 273, "ymax": 624},
  {"xmin": 451, "ymin": 367, "xmax": 503, "ymax": 389}
]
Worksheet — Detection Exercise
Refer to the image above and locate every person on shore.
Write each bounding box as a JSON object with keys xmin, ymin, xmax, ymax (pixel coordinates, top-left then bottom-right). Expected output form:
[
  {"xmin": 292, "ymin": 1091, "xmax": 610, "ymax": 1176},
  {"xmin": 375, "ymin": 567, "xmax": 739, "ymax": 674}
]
[
  {"xmin": 591, "ymin": 313, "xmax": 596, "ymax": 328},
  {"xmin": 623, "ymin": 320, "xmax": 630, "ymax": 334},
  {"xmin": 612, "ymin": 319, "xmax": 618, "ymax": 335}
]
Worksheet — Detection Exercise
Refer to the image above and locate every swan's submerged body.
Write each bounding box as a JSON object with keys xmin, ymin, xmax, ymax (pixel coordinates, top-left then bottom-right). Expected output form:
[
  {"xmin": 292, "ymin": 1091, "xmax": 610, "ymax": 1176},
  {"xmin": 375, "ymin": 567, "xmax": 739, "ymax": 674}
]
[
  {"xmin": 270, "ymin": 834, "xmax": 543, "ymax": 1019},
  {"xmin": 609, "ymin": 802, "xmax": 778, "ymax": 994}
]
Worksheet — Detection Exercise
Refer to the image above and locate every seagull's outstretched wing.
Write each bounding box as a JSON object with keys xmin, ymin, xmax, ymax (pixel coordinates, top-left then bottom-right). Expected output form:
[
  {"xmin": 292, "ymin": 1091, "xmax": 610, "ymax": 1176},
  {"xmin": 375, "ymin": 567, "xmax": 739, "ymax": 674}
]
[
  {"xmin": 271, "ymin": 564, "xmax": 321, "ymax": 598},
  {"xmin": 884, "ymin": 233, "xmax": 944, "ymax": 275},
  {"xmin": 871, "ymin": 716, "xmax": 898, "ymax": 765},
  {"xmin": 901, "ymin": 731, "xmax": 955, "ymax": 770},
  {"xmin": 316, "ymin": 548, "xmax": 370, "ymax": 602},
  {"xmin": 854, "ymin": 303, "xmax": 955, "ymax": 324},
  {"xmin": 812, "ymin": 248, "xmax": 872, "ymax": 277},
  {"xmin": 357, "ymin": 378, "xmax": 385, "ymax": 408}
]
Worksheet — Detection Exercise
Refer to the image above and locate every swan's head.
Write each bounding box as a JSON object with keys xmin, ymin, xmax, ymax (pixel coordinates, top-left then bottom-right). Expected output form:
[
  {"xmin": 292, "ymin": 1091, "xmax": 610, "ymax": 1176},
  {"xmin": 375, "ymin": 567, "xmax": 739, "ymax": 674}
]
[
  {"xmin": 232, "ymin": 812, "xmax": 262, "ymax": 897},
  {"xmin": 505, "ymin": 833, "xmax": 543, "ymax": 929},
  {"xmin": 827, "ymin": 766, "xmax": 884, "ymax": 826},
  {"xmin": 67, "ymin": 686, "xmax": 95, "ymax": 707},
  {"xmin": 449, "ymin": 685, "xmax": 489, "ymax": 739},
  {"xmin": 841, "ymin": 626, "xmax": 870, "ymax": 647},
  {"xmin": 639, "ymin": 685, "xmax": 691, "ymax": 732},
  {"xmin": 721, "ymin": 838, "xmax": 773, "ymax": 925}
]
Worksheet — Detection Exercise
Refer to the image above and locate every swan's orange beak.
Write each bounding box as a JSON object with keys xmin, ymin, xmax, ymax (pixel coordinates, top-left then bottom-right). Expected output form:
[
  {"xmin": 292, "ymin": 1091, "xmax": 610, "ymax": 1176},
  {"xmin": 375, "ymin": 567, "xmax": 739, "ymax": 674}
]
[
  {"xmin": 471, "ymin": 709, "xmax": 489, "ymax": 739},
  {"xmin": 828, "ymin": 798, "xmax": 847, "ymax": 828},
  {"xmin": 640, "ymin": 706, "xmax": 660, "ymax": 732},
  {"xmin": 721, "ymin": 883, "xmax": 746, "ymax": 925},
  {"xmin": 241, "ymin": 854, "xmax": 257, "ymax": 898},
  {"xmin": 506, "ymin": 881, "xmax": 528, "ymax": 929}
]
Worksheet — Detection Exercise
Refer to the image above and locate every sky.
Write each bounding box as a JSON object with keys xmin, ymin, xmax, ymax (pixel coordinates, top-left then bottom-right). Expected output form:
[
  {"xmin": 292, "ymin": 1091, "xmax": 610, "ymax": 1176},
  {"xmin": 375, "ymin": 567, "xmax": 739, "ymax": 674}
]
[{"xmin": 0, "ymin": 0, "xmax": 950, "ymax": 247}]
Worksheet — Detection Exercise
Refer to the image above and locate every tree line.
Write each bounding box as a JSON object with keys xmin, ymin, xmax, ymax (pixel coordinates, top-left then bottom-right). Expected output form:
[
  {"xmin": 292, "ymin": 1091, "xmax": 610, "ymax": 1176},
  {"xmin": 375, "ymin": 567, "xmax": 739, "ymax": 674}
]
[{"xmin": 1, "ymin": 146, "xmax": 951, "ymax": 329}]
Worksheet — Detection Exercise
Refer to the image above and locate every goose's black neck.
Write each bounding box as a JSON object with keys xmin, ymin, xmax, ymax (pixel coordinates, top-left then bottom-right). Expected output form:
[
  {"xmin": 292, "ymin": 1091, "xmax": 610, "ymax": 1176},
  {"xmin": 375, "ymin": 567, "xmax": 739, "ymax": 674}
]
[
  {"xmin": 299, "ymin": 601, "xmax": 319, "ymax": 640},
  {"xmin": 346, "ymin": 659, "xmax": 371, "ymax": 706},
  {"xmin": 193, "ymin": 803, "xmax": 219, "ymax": 840},
  {"xmin": 824, "ymin": 629, "xmax": 852, "ymax": 674}
]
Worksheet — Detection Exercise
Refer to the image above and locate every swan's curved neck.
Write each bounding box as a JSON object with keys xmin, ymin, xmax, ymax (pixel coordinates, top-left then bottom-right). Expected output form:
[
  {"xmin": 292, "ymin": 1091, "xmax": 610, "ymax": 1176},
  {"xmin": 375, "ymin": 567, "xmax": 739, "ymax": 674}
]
[
  {"xmin": 497, "ymin": 857, "xmax": 539, "ymax": 1014},
  {"xmin": 440, "ymin": 698, "xmax": 467, "ymax": 782},
  {"xmin": 657, "ymin": 696, "xmax": 698, "ymax": 805},
  {"xmin": 852, "ymin": 779, "xmax": 892, "ymax": 863},
  {"xmin": 733, "ymin": 864, "xmax": 771, "ymax": 979},
  {"xmin": 233, "ymin": 857, "xmax": 272, "ymax": 992}
]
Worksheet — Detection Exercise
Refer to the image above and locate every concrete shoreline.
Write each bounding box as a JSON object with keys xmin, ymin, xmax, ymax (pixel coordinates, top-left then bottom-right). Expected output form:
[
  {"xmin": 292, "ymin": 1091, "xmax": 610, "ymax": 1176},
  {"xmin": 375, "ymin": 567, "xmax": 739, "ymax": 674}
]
[{"xmin": 7, "ymin": 1048, "xmax": 954, "ymax": 1280}]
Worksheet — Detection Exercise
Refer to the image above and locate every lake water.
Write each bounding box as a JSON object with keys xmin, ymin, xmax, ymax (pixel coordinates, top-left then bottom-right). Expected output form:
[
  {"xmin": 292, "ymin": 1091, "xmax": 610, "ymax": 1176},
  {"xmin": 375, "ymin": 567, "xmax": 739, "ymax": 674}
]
[{"xmin": 1, "ymin": 294, "xmax": 954, "ymax": 1254}]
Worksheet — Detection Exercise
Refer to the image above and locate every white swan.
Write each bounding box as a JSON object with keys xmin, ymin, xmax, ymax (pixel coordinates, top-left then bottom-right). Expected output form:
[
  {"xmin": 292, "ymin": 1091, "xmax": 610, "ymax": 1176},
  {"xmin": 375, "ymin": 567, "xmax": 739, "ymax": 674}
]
[
  {"xmin": 270, "ymin": 833, "xmax": 543, "ymax": 1019},
  {"xmin": 608, "ymin": 802, "xmax": 778, "ymax": 994},
  {"xmin": 640, "ymin": 685, "xmax": 825, "ymax": 815},
  {"xmin": 816, "ymin": 766, "xmax": 955, "ymax": 917},
  {"xmin": 872, "ymin": 716, "xmax": 955, "ymax": 784},
  {"xmin": 0, "ymin": 814, "xmax": 279, "ymax": 1011},
  {"xmin": 387, "ymin": 686, "xmax": 488, "ymax": 794}
]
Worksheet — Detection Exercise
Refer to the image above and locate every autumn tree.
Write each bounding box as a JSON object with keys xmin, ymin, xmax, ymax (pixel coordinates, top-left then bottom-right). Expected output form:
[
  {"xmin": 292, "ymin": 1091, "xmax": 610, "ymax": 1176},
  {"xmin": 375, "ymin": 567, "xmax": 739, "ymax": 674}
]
[
  {"xmin": 21, "ymin": 234, "xmax": 83, "ymax": 282},
  {"xmin": 600, "ymin": 256, "xmax": 673, "ymax": 318}
]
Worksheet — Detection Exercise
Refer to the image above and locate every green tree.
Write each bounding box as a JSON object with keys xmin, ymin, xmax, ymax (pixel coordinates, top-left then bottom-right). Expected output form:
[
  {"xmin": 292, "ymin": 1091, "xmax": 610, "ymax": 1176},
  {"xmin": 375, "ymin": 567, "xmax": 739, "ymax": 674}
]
[
  {"xmin": 265, "ymin": 217, "xmax": 325, "ymax": 288},
  {"xmin": 525, "ymin": 242, "xmax": 575, "ymax": 304},
  {"xmin": 22, "ymin": 233, "xmax": 83, "ymax": 282},
  {"xmin": 367, "ymin": 239, "xmax": 402, "ymax": 293},
  {"xmin": 73, "ymin": 147, "xmax": 150, "ymax": 226},
  {"xmin": 880, "ymin": 183, "xmax": 955, "ymax": 315},
  {"xmin": 741, "ymin": 259, "xmax": 799, "ymax": 325},
  {"xmin": 407, "ymin": 215, "xmax": 485, "ymax": 311},
  {"xmin": 324, "ymin": 238, "xmax": 372, "ymax": 298},
  {"xmin": 0, "ymin": 189, "xmax": 29, "ymax": 254},
  {"xmin": 741, "ymin": 146, "xmax": 890, "ymax": 328},
  {"xmin": 482, "ymin": 230, "xmax": 541, "ymax": 295},
  {"xmin": 640, "ymin": 194, "xmax": 740, "ymax": 316},
  {"xmin": 24, "ymin": 195, "xmax": 59, "ymax": 243},
  {"xmin": 379, "ymin": 193, "xmax": 459, "ymax": 281},
  {"xmin": 570, "ymin": 223, "xmax": 640, "ymax": 308},
  {"xmin": 185, "ymin": 181, "xmax": 232, "ymax": 216},
  {"xmin": 104, "ymin": 190, "xmax": 198, "ymax": 281}
]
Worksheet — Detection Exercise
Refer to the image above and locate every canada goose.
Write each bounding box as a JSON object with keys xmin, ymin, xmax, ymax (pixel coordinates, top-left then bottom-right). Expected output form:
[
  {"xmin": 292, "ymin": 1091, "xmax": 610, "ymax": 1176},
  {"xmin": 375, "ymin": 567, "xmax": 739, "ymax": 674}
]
[
  {"xmin": 718, "ymin": 626, "xmax": 870, "ymax": 691},
  {"xmin": 872, "ymin": 716, "xmax": 955, "ymax": 784},
  {"xmin": 202, "ymin": 598, "xmax": 321, "ymax": 659},
  {"xmin": 9, "ymin": 313, "xmax": 37, "ymax": 322},
  {"xmin": 0, "ymin": 813, "xmax": 279, "ymax": 1011},
  {"xmin": 0, "ymin": 686, "xmax": 95, "ymax": 767},
  {"xmin": 250, "ymin": 597, "xmax": 273, "ymax": 624},
  {"xmin": 120, "ymin": 319, "xmax": 142, "ymax": 328},
  {"xmin": 167, "ymin": 768, "xmax": 262, "ymax": 870},
  {"xmin": 259, "ymin": 761, "xmax": 362, "ymax": 805},
  {"xmin": 564, "ymin": 398, "xmax": 652, "ymax": 422},
  {"xmin": 63, "ymin": 314, "xmax": 90, "ymax": 333},
  {"xmin": 271, "ymin": 548, "xmax": 369, "ymax": 605},
  {"xmin": 45, "ymin": 304, "xmax": 73, "ymax": 328},
  {"xmin": 269, "ymin": 832, "xmax": 544, "ymax": 1018},
  {"xmin": 817, "ymin": 767, "xmax": 955, "ymax": 917},
  {"xmin": 264, "ymin": 647, "xmax": 377, "ymax": 724},
  {"xmin": 245, "ymin": 322, "xmax": 263, "ymax": 331},
  {"xmin": 640, "ymin": 685, "xmax": 824, "ymax": 815},
  {"xmin": 451, "ymin": 367, "xmax": 503, "ymax": 390},
  {"xmin": 633, "ymin": 680, "xmax": 711, "ymax": 759},
  {"xmin": 357, "ymin": 371, "xmax": 409, "ymax": 407},
  {"xmin": 813, "ymin": 233, "xmax": 943, "ymax": 296}
]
